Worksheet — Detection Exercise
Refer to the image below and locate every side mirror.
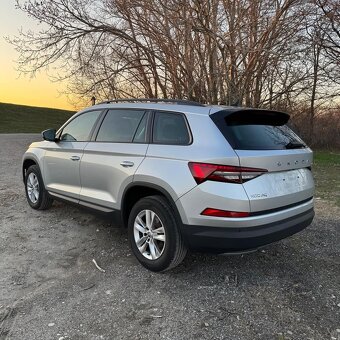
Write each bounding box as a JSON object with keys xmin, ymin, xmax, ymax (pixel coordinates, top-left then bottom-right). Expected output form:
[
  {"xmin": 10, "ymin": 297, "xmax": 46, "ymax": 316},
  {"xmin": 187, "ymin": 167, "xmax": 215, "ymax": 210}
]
[{"xmin": 42, "ymin": 128, "xmax": 57, "ymax": 142}]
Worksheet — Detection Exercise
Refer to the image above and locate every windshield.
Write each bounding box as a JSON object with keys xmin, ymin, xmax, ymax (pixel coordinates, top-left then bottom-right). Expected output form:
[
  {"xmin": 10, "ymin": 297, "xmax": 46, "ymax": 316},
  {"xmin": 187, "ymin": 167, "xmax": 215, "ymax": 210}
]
[
  {"xmin": 226, "ymin": 124, "xmax": 305, "ymax": 150},
  {"xmin": 211, "ymin": 109, "xmax": 306, "ymax": 150}
]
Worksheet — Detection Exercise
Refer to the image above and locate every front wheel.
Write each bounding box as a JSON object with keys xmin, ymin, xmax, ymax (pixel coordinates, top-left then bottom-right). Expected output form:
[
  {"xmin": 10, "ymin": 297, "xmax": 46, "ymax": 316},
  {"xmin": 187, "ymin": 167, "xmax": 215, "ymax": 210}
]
[
  {"xmin": 128, "ymin": 195, "xmax": 187, "ymax": 272},
  {"xmin": 25, "ymin": 165, "xmax": 53, "ymax": 210}
]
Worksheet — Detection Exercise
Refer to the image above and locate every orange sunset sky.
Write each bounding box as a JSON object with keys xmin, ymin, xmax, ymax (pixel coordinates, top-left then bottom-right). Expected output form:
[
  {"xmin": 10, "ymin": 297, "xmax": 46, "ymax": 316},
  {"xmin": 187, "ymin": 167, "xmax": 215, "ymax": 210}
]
[{"xmin": 0, "ymin": 1, "xmax": 73, "ymax": 110}]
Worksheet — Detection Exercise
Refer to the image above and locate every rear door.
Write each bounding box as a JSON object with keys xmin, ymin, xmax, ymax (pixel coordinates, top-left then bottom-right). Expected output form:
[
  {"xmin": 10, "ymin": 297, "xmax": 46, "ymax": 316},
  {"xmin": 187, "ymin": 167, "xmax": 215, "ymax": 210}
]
[
  {"xmin": 79, "ymin": 109, "xmax": 149, "ymax": 210},
  {"xmin": 211, "ymin": 109, "xmax": 314, "ymax": 212}
]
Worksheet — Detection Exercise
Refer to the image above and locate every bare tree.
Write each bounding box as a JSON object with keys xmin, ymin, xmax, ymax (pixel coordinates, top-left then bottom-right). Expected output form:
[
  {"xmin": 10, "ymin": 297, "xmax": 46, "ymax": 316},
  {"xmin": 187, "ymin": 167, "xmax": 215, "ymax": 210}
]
[
  {"xmin": 315, "ymin": 0, "xmax": 340, "ymax": 63},
  {"xmin": 10, "ymin": 0, "xmax": 339, "ymax": 120}
]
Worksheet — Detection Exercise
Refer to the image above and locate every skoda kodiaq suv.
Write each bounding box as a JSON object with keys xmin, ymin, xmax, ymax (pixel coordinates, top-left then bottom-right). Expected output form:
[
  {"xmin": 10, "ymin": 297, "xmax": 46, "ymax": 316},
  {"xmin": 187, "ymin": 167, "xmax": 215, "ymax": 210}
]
[{"xmin": 22, "ymin": 99, "xmax": 315, "ymax": 271}]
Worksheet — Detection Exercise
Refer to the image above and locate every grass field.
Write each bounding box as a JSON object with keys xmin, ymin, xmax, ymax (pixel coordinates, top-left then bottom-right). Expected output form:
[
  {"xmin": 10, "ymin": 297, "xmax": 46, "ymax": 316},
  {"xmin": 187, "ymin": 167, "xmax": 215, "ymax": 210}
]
[
  {"xmin": 0, "ymin": 102, "xmax": 74, "ymax": 133},
  {"xmin": 313, "ymin": 150, "xmax": 340, "ymax": 206}
]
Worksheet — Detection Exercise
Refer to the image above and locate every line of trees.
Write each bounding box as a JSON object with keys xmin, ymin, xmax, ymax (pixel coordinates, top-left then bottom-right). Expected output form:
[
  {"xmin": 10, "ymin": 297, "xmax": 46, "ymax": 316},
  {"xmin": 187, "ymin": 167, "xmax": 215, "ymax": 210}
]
[{"xmin": 11, "ymin": 0, "xmax": 340, "ymax": 145}]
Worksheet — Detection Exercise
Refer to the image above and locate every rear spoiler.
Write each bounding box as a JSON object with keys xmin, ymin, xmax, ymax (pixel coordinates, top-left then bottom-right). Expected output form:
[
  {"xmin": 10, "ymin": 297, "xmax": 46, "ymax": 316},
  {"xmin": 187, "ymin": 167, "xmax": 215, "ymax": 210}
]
[{"xmin": 211, "ymin": 108, "xmax": 290, "ymax": 126}]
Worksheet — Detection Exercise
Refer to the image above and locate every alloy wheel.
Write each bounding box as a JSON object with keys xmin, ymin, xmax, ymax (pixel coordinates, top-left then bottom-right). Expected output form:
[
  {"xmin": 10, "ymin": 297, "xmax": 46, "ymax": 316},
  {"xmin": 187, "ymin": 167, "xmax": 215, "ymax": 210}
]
[
  {"xmin": 133, "ymin": 209, "xmax": 166, "ymax": 260},
  {"xmin": 27, "ymin": 172, "xmax": 39, "ymax": 204}
]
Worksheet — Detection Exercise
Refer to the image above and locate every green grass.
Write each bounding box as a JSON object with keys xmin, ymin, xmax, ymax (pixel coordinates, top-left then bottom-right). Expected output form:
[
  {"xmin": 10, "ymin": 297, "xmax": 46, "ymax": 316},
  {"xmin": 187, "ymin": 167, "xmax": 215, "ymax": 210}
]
[
  {"xmin": 0, "ymin": 102, "xmax": 75, "ymax": 133},
  {"xmin": 313, "ymin": 150, "xmax": 340, "ymax": 207}
]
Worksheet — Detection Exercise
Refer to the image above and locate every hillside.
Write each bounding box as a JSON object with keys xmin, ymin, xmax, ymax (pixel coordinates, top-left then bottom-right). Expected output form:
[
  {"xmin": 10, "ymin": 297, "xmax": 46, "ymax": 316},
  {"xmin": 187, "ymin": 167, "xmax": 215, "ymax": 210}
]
[{"xmin": 0, "ymin": 102, "xmax": 75, "ymax": 133}]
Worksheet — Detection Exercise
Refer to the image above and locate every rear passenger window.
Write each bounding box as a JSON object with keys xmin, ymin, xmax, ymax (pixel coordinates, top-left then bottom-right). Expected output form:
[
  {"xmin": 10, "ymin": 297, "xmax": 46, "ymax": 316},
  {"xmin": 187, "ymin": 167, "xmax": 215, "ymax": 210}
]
[
  {"xmin": 96, "ymin": 110, "xmax": 145, "ymax": 142},
  {"xmin": 153, "ymin": 112, "xmax": 190, "ymax": 145}
]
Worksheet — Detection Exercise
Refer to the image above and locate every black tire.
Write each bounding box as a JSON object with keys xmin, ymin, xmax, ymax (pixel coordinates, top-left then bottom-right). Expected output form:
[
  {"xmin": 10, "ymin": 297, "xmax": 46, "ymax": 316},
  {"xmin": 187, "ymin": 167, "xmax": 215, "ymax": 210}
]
[
  {"xmin": 24, "ymin": 165, "xmax": 53, "ymax": 210},
  {"xmin": 128, "ymin": 195, "xmax": 187, "ymax": 272}
]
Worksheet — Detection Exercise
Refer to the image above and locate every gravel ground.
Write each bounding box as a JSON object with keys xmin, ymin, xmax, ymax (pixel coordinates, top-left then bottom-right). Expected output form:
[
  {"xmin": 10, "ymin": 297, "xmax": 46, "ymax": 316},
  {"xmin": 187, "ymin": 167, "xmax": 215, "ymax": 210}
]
[{"xmin": 0, "ymin": 134, "xmax": 339, "ymax": 340}]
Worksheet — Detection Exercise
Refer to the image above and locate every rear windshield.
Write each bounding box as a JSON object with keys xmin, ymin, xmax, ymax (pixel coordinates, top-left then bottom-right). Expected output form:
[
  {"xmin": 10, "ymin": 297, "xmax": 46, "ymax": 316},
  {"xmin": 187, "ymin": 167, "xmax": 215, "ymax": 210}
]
[{"xmin": 211, "ymin": 109, "xmax": 306, "ymax": 150}]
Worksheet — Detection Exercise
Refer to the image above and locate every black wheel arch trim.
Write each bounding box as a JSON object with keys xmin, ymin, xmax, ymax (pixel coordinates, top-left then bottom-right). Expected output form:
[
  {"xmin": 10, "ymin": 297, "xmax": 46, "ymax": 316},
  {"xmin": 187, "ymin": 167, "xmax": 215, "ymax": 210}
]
[
  {"xmin": 121, "ymin": 181, "xmax": 185, "ymax": 229},
  {"xmin": 22, "ymin": 156, "xmax": 39, "ymax": 181}
]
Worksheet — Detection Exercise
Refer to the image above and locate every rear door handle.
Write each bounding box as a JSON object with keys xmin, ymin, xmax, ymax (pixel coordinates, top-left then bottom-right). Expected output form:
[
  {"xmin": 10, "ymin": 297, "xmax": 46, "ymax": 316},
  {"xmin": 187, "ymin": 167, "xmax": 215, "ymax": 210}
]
[
  {"xmin": 120, "ymin": 161, "xmax": 134, "ymax": 168},
  {"xmin": 70, "ymin": 155, "xmax": 80, "ymax": 161}
]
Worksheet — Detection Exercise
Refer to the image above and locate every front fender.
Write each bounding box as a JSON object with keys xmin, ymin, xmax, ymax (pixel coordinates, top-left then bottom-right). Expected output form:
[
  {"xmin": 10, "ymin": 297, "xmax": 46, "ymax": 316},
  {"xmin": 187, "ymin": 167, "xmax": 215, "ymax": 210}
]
[{"xmin": 22, "ymin": 148, "xmax": 46, "ymax": 181}]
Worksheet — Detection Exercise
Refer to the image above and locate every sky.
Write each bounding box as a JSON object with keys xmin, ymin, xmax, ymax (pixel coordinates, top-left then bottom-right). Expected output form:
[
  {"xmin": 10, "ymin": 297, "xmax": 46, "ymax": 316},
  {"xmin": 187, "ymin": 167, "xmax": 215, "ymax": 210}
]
[{"xmin": 0, "ymin": 1, "xmax": 73, "ymax": 110}]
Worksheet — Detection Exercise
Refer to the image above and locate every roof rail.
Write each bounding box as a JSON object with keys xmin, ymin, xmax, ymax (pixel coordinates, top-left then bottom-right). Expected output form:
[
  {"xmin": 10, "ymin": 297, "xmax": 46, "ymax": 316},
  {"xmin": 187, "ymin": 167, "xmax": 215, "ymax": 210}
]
[{"xmin": 96, "ymin": 98, "xmax": 205, "ymax": 107}]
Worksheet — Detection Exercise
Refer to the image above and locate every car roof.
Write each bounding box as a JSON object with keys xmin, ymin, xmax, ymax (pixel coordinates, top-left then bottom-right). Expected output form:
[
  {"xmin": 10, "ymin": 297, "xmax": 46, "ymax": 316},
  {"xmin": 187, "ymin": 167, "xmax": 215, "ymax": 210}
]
[
  {"xmin": 86, "ymin": 102, "xmax": 211, "ymax": 115},
  {"xmin": 78, "ymin": 102, "xmax": 243, "ymax": 116},
  {"xmin": 76, "ymin": 102, "xmax": 287, "ymax": 119}
]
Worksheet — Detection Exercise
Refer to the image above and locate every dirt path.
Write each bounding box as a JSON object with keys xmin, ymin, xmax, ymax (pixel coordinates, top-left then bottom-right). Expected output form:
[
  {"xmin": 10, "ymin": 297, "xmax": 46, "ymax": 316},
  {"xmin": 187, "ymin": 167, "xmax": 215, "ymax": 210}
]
[{"xmin": 0, "ymin": 134, "xmax": 339, "ymax": 340}]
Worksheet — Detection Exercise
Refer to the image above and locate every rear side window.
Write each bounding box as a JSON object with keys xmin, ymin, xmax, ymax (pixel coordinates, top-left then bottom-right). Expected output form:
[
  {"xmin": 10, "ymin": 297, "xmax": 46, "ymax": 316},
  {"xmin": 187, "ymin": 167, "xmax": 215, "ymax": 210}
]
[
  {"xmin": 96, "ymin": 109, "xmax": 145, "ymax": 142},
  {"xmin": 153, "ymin": 111, "xmax": 190, "ymax": 145},
  {"xmin": 211, "ymin": 110, "xmax": 306, "ymax": 150}
]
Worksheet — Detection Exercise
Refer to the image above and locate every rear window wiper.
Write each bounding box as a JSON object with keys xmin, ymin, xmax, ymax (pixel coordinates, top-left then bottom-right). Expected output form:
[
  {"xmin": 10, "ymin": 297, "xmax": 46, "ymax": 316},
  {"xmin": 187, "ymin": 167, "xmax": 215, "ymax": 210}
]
[{"xmin": 285, "ymin": 142, "xmax": 305, "ymax": 149}]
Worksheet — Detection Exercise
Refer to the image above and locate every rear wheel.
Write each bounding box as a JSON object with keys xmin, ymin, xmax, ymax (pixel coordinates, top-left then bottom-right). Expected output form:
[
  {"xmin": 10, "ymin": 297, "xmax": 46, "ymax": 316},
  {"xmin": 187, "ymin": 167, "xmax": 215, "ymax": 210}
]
[
  {"xmin": 128, "ymin": 195, "xmax": 187, "ymax": 272},
  {"xmin": 25, "ymin": 165, "xmax": 53, "ymax": 210}
]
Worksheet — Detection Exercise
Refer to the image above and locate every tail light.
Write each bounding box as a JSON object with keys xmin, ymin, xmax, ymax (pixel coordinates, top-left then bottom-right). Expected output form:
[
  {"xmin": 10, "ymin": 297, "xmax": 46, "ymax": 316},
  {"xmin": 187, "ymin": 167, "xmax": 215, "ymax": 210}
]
[{"xmin": 188, "ymin": 162, "xmax": 267, "ymax": 184}]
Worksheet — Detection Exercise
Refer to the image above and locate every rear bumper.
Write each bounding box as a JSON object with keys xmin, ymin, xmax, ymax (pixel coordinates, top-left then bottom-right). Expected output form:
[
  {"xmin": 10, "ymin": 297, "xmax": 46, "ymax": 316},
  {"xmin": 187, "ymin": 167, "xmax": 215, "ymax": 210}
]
[{"xmin": 181, "ymin": 208, "xmax": 314, "ymax": 253}]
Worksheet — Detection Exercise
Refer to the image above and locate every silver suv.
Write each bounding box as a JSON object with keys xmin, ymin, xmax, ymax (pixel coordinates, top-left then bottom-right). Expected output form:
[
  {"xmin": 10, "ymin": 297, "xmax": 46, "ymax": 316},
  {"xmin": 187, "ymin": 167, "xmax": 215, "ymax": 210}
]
[{"xmin": 22, "ymin": 99, "xmax": 315, "ymax": 271}]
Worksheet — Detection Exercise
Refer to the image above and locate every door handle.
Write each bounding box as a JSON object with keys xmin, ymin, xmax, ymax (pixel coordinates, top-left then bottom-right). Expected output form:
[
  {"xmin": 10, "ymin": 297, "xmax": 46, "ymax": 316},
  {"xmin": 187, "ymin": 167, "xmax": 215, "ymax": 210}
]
[
  {"xmin": 120, "ymin": 161, "xmax": 134, "ymax": 168},
  {"xmin": 70, "ymin": 155, "xmax": 80, "ymax": 161}
]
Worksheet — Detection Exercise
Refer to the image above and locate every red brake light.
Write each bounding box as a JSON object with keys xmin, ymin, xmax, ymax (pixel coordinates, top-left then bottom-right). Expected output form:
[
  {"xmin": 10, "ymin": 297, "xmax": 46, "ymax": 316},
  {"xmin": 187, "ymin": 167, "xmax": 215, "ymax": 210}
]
[
  {"xmin": 188, "ymin": 162, "xmax": 218, "ymax": 183},
  {"xmin": 188, "ymin": 162, "xmax": 267, "ymax": 184},
  {"xmin": 201, "ymin": 208, "xmax": 250, "ymax": 218}
]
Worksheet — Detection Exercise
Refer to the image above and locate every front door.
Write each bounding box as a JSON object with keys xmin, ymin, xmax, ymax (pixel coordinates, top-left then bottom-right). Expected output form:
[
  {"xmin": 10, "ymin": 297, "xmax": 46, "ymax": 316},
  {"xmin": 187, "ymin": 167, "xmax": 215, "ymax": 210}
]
[{"xmin": 43, "ymin": 110, "xmax": 102, "ymax": 201}]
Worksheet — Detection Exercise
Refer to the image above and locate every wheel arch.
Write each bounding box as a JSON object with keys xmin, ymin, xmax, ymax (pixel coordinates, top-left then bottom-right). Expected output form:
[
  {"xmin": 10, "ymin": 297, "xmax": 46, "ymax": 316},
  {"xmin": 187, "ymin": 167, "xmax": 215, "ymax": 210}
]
[
  {"xmin": 121, "ymin": 182, "xmax": 184, "ymax": 229},
  {"xmin": 22, "ymin": 157, "xmax": 38, "ymax": 181}
]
